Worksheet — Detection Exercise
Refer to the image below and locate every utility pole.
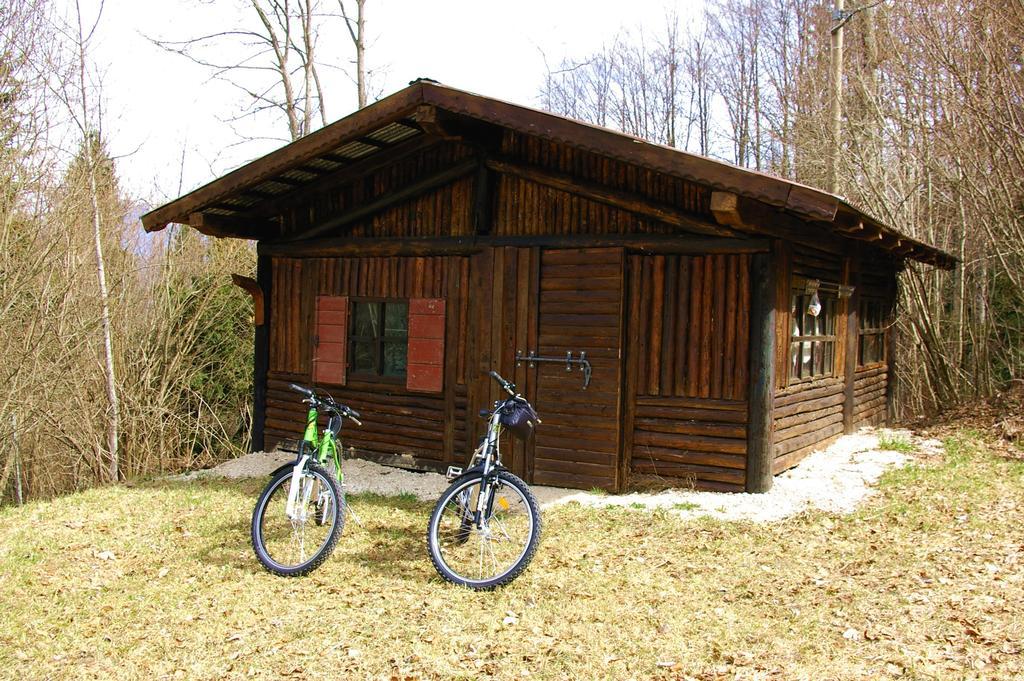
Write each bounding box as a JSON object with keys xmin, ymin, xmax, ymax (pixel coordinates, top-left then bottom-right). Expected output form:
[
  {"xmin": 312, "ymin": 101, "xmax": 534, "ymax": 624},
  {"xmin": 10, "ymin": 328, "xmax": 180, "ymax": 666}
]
[
  {"xmin": 828, "ymin": 0, "xmax": 845, "ymax": 194},
  {"xmin": 828, "ymin": 0, "xmax": 886, "ymax": 195}
]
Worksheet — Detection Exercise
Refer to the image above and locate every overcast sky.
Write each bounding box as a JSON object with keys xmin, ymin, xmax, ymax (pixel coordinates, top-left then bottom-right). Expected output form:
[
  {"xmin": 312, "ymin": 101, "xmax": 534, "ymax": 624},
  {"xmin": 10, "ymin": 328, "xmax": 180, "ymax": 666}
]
[{"xmin": 75, "ymin": 0, "xmax": 706, "ymax": 205}]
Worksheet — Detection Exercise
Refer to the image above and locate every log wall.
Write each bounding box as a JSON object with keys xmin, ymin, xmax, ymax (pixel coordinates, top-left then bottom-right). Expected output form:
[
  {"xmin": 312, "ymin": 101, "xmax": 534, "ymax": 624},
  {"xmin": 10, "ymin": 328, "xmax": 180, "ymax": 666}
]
[
  {"xmin": 853, "ymin": 365, "xmax": 888, "ymax": 427},
  {"xmin": 852, "ymin": 256, "xmax": 897, "ymax": 428},
  {"xmin": 278, "ymin": 141, "xmax": 476, "ymax": 238},
  {"xmin": 772, "ymin": 377, "xmax": 845, "ymax": 474},
  {"xmin": 624, "ymin": 253, "xmax": 752, "ymax": 492},
  {"xmin": 493, "ymin": 131, "xmax": 713, "ymax": 237},
  {"xmin": 265, "ymin": 255, "xmax": 471, "ymax": 469},
  {"xmin": 771, "ymin": 244, "xmax": 847, "ymax": 473}
]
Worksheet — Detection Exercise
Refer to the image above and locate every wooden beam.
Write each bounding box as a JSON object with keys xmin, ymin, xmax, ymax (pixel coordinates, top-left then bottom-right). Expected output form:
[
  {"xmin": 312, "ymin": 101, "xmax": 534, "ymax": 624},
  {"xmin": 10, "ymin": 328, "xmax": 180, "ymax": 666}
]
[
  {"xmin": 251, "ymin": 255, "xmax": 272, "ymax": 452},
  {"xmin": 258, "ymin": 234, "xmax": 769, "ymax": 258},
  {"xmin": 412, "ymin": 104, "xmax": 461, "ymax": 140},
  {"xmin": 188, "ymin": 212, "xmax": 276, "ymax": 239},
  {"xmin": 846, "ymin": 227, "xmax": 885, "ymax": 242},
  {"xmin": 230, "ymin": 274, "xmax": 265, "ymax": 326},
  {"xmin": 710, "ymin": 192, "xmax": 852, "ymax": 254},
  {"xmin": 784, "ymin": 185, "xmax": 840, "ymax": 221},
  {"xmin": 141, "ymin": 84, "xmax": 426, "ymax": 231},
  {"xmin": 746, "ymin": 249, "xmax": 776, "ymax": 493},
  {"xmin": 487, "ymin": 157, "xmax": 742, "ymax": 238},
  {"xmin": 248, "ymin": 134, "xmax": 438, "ymax": 218},
  {"xmin": 834, "ymin": 219, "xmax": 865, "ymax": 234},
  {"xmin": 280, "ymin": 157, "xmax": 479, "ymax": 242},
  {"xmin": 266, "ymin": 175, "xmax": 305, "ymax": 187},
  {"xmin": 710, "ymin": 191, "xmax": 751, "ymax": 232}
]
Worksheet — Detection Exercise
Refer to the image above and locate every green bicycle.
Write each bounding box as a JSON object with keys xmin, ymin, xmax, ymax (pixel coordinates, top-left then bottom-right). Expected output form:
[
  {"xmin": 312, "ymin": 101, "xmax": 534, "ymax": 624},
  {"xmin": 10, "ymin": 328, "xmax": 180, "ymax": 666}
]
[{"xmin": 251, "ymin": 383, "xmax": 362, "ymax": 577}]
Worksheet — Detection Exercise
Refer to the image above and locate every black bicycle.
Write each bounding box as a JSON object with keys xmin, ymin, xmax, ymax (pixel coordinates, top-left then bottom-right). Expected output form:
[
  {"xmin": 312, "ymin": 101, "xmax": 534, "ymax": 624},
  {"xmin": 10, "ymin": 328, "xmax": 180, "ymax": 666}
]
[{"xmin": 426, "ymin": 371, "xmax": 542, "ymax": 589}]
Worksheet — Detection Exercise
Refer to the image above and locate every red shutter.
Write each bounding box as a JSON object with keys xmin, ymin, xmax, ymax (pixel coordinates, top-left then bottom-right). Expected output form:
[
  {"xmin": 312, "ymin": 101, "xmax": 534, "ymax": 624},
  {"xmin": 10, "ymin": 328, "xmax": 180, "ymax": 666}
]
[
  {"xmin": 313, "ymin": 296, "xmax": 348, "ymax": 385},
  {"xmin": 406, "ymin": 298, "xmax": 446, "ymax": 392}
]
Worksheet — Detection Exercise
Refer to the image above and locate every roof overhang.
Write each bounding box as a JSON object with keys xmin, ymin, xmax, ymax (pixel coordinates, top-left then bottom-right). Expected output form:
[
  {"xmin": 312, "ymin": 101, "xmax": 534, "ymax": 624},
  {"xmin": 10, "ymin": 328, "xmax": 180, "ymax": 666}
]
[{"xmin": 141, "ymin": 80, "xmax": 956, "ymax": 270}]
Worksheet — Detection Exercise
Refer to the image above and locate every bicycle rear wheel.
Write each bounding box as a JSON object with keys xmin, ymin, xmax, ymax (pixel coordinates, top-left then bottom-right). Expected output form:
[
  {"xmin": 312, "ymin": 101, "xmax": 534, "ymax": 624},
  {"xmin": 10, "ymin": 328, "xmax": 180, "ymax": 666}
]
[
  {"xmin": 427, "ymin": 470, "xmax": 541, "ymax": 590},
  {"xmin": 251, "ymin": 461, "xmax": 345, "ymax": 577}
]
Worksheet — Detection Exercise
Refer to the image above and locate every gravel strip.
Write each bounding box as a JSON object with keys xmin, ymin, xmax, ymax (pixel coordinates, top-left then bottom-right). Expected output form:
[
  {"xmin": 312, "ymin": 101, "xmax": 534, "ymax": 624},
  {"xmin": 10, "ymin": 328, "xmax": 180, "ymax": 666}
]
[{"xmin": 182, "ymin": 426, "xmax": 936, "ymax": 523}]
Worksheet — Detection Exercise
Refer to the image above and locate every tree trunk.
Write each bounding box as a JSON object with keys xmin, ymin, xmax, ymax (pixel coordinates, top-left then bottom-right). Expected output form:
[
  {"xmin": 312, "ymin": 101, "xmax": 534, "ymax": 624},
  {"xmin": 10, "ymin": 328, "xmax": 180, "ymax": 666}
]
[{"xmin": 86, "ymin": 143, "xmax": 120, "ymax": 482}]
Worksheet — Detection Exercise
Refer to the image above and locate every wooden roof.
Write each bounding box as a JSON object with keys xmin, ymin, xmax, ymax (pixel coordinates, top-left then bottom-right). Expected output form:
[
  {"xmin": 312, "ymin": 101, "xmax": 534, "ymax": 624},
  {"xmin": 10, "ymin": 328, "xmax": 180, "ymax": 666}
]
[{"xmin": 141, "ymin": 80, "xmax": 955, "ymax": 269}]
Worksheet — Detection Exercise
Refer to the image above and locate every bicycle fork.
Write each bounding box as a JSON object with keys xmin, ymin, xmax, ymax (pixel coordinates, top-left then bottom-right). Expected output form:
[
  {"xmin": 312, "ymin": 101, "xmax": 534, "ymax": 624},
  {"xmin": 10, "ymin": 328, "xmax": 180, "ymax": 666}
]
[{"xmin": 285, "ymin": 455, "xmax": 312, "ymax": 521}]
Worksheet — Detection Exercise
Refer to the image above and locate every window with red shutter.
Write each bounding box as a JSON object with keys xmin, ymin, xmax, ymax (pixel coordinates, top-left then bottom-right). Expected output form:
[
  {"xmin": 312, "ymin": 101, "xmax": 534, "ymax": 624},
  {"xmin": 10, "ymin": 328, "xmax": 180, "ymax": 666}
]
[
  {"xmin": 313, "ymin": 296, "xmax": 348, "ymax": 385},
  {"xmin": 406, "ymin": 298, "xmax": 446, "ymax": 392}
]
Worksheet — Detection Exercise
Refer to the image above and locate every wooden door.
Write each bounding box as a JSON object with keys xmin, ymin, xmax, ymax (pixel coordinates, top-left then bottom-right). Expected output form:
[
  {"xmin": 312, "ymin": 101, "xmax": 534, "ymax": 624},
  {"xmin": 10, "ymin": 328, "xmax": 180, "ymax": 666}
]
[{"xmin": 526, "ymin": 248, "xmax": 625, "ymax": 491}]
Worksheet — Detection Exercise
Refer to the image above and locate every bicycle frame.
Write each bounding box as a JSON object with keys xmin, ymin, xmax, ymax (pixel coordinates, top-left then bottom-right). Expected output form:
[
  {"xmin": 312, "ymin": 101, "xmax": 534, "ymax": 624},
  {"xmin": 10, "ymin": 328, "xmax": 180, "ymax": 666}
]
[
  {"xmin": 443, "ymin": 407, "xmax": 510, "ymax": 530},
  {"xmin": 299, "ymin": 406, "xmax": 343, "ymax": 477},
  {"xmin": 285, "ymin": 406, "xmax": 344, "ymax": 522}
]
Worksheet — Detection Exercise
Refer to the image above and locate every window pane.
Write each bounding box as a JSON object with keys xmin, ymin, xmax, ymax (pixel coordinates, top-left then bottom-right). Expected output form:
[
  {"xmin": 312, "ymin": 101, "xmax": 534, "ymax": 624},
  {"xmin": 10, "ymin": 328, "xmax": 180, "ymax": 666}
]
[
  {"xmin": 352, "ymin": 303, "xmax": 379, "ymax": 337},
  {"xmin": 813, "ymin": 341, "xmax": 824, "ymax": 375},
  {"xmin": 790, "ymin": 342, "xmax": 800, "ymax": 377},
  {"xmin": 824, "ymin": 341, "xmax": 834, "ymax": 374},
  {"xmin": 866, "ymin": 334, "xmax": 881, "ymax": 364},
  {"xmin": 801, "ymin": 341, "xmax": 813, "ymax": 377},
  {"xmin": 352, "ymin": 341, "xmax": 377, "ymax": 374},
  {"xmin": 382, "ymin": 340, "xmax": 407, "ymax": 376},
  {"xmin": 384, "ymin": 303, "xmax": 408, "ymax": 338}
]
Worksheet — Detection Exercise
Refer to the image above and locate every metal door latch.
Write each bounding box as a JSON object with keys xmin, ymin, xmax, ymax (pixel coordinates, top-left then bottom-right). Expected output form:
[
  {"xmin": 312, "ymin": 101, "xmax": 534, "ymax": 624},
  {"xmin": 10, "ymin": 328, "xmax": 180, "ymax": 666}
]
[{"xmin": 515, "ymin": 350, "xmax": 592, "ymax": 389}]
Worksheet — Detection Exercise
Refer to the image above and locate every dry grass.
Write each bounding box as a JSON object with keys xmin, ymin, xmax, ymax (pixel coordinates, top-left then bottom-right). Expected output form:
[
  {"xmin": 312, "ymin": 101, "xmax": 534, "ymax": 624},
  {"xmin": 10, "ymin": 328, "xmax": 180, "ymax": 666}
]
[{"xmin": 1, "ymin": 431, "xmax": 1022, "ymax": 680}]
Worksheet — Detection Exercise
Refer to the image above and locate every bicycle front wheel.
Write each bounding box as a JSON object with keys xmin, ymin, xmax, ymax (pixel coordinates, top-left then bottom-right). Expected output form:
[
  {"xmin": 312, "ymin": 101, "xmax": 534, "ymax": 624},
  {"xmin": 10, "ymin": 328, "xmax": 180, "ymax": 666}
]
[
  {"xmin": 427, "ymin": 470, "xmax": 541, "ymax": 590},
  {"xmin": 251, "ymin": 461, "xmax": 345, "ymax": 577}
]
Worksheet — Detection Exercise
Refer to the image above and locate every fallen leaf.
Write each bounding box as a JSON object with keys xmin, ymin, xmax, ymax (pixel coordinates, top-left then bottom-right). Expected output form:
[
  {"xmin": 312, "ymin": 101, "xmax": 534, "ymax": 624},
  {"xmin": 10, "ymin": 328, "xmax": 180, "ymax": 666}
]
[
  {"xmin": 158, "ymin": 567, "xmax": 170, "ymax": 578},
  {"xmin": 95, "ymin": 550, "xmax": 115, "ymax": 561},
  {"xmin": 843, "ymin": 628, "xmax": 862, "ymax": 641}
]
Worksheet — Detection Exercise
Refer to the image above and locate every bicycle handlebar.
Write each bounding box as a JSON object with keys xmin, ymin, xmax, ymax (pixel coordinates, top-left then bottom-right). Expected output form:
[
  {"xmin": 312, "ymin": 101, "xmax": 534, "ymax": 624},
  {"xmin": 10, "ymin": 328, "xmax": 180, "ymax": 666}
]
[
  {"xmin": 288, "ymin": 383, "xmax": 361, "ymax": 424},
  {"xmin": 289, "ymin": 383, "xmax": 314, "ymax": 397},
  {"xmin": 488, "ymin": 370, "xmax": 517, "ymax": 396}
]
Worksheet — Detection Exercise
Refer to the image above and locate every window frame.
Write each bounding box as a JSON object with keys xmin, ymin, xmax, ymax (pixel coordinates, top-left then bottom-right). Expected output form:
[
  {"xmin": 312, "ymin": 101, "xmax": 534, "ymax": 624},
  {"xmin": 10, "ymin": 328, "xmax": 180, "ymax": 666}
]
[
  {"xmin": 787, "ymin": 289, "xmax": 839, "ymax": 385},
  {"xmin": 347, "ymin": 297, "xmax": 409, "ymax": 383},
  {"xmin": 858, "ymin": 297, "xmax": 888, "ymax": 368}
]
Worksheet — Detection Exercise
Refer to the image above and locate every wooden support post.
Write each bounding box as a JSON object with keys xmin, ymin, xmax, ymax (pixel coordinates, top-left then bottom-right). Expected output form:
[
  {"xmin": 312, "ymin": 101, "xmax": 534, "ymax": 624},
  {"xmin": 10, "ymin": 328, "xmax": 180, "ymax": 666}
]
[
  {"xmin": 252, "ymin": 254, "xmax": 272, "ymax": 452},
  {"xmin": 746, "ymin": 250, "xmax": 776, "ymax": 493},
  {"xmin": 843, "ymin": 259, "xmax": 859, "ymax": 433},
  {"xmin": 472, "ymin": 154, "xmax": 493, "ymax": 236},
  {"xmin": 884, "ymin": 273, "xmax": 897, "ymax": 425}
]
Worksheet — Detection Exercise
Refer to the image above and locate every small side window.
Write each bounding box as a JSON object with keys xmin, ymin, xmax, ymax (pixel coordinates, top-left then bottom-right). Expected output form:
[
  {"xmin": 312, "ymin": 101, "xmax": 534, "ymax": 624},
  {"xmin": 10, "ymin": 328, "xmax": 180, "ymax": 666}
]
[
  {"xmin": 788, "ymin": 291, "xmax": 838, "ymax": 383},
  {"xmin": 858, "ymin": 299, "xmax": 887, "ymax": 367}
]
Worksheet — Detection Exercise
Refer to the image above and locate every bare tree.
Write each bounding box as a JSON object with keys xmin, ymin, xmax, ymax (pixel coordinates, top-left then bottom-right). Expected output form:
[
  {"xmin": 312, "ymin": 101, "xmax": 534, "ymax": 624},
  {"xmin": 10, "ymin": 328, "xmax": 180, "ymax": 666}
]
[
  {"xmin": 151, "ymin": 0, "xmax": 374, "ymax": 143},
  {"xmin": 707, "ymin": 0, "xmax": 765, "ymax": 169},
  {"xmin": 683, "ymin": 21, "xmax": 715, "ymax": 155},
  {"xmin": 45, "ymin": 1, "xmax": 122, "ymax": 482},
  {"xmin": 338, "ymin": 0, "xmax": 367, "ymax": 108}
]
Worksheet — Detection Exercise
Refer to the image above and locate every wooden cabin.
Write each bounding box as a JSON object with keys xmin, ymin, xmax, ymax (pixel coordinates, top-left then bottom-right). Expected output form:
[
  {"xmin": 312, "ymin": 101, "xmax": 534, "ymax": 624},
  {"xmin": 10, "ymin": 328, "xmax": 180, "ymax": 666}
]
[{"xmin": 141, "ymin": 81, "xmax": 955, "ymax": 493}]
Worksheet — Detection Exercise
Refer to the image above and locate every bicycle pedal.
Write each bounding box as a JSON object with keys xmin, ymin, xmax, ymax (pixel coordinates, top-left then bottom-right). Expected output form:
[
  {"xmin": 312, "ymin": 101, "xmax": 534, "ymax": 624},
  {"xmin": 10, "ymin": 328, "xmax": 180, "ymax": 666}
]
[{"xmin": 445, "ymin": 466, "xmax": 463, "ymax": 481}]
